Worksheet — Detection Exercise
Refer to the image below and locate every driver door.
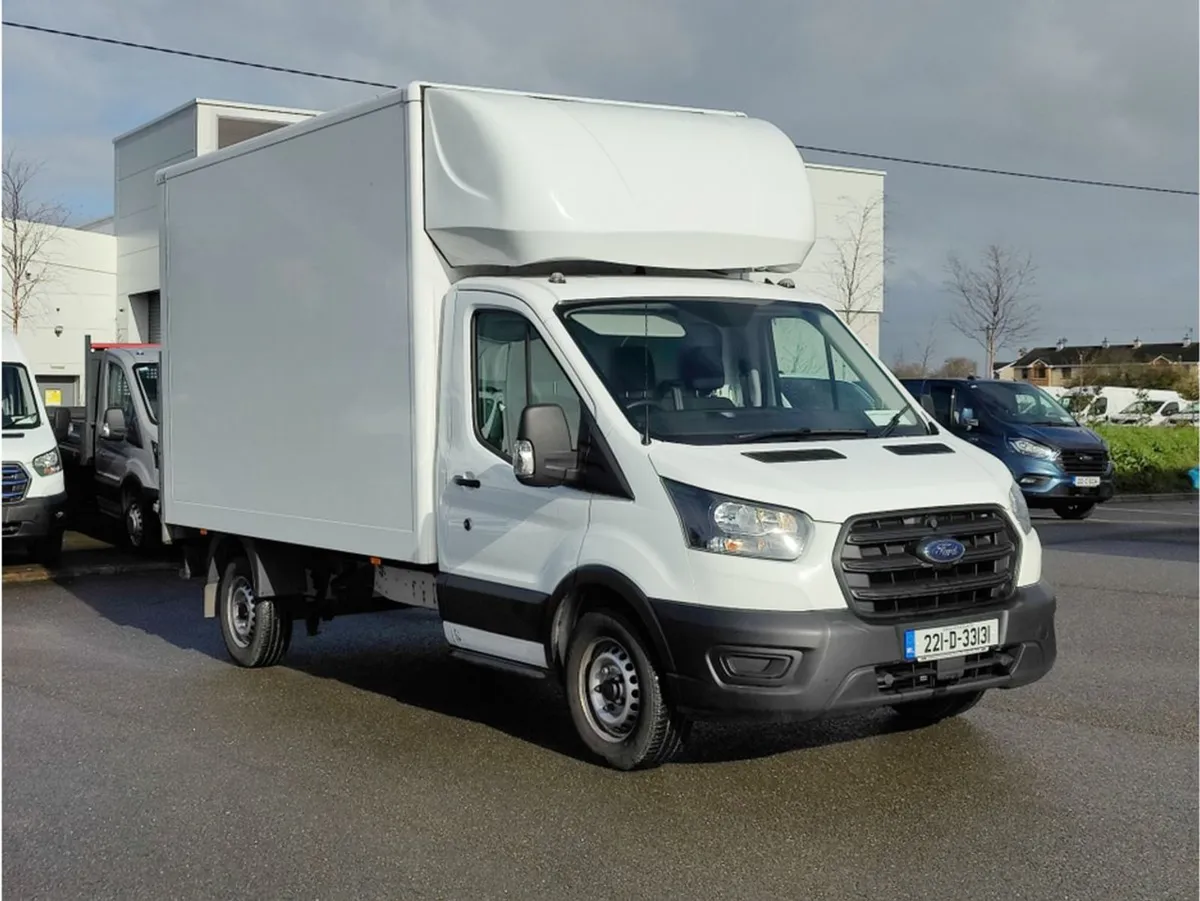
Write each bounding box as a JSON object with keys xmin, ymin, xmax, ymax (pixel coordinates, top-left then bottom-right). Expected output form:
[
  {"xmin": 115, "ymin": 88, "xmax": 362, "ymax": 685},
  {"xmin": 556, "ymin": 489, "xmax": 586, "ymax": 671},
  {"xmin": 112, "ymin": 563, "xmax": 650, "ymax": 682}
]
[
  {"xmin": 435, "ymin": 291, "xmax": 591, "ymax": 667},
  {"xmin": 93, "ymin": 361, "xmax": 134, "ymax": 508}
]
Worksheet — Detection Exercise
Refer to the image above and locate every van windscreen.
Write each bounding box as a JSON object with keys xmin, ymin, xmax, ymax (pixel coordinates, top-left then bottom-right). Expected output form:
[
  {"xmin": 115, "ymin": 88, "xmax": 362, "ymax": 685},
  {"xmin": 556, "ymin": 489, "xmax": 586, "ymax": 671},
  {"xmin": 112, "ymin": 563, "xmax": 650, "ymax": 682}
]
[{"xmin": 2, "ymin": 362, "xmax": 41, "ymax": 430}]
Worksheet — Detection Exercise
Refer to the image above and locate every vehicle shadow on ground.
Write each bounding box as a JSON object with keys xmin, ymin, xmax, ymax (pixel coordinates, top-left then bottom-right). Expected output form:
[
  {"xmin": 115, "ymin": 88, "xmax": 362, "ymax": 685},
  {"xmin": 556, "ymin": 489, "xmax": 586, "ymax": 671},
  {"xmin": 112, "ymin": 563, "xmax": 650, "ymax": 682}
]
[{"xmin": 64, "ymin": 573, "xmax": 917, "ymax": 767}]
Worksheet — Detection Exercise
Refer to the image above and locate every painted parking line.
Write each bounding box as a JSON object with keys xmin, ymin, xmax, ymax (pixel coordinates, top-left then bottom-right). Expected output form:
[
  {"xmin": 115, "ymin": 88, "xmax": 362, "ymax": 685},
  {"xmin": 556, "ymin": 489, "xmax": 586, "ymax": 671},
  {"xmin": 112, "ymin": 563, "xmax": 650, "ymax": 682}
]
[{"xmin": 1100, "ymin": 507, "xmax": 1198, "ymax": 517}]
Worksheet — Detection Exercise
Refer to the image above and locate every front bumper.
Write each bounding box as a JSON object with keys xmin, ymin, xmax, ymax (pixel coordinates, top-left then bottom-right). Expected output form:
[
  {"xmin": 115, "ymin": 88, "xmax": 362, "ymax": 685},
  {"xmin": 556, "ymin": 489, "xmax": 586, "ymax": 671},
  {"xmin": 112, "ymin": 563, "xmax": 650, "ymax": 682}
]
[
  {"xmin": 1015, "ymin": 465, "xmax": 1115, "ymax": 507},
  {"xmin": 651, "ymin": 581, "xmax": 1057, "ymax": 721},
  {"xmin": 2, "ymin": 491, "xmax": 69, "ymax": 541}
]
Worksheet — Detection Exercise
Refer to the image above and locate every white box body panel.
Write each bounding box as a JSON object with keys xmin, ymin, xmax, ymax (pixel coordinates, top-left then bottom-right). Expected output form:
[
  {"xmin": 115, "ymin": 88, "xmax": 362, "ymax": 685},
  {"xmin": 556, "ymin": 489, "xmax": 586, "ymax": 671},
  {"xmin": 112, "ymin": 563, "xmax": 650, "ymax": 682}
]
[
  {"xmin": 158, "ymin": 81, "xmax": 826, "ymax": 564},
  {"xmin": 160, "ymin": 97, "xmax": 438, "ymax": 562}
]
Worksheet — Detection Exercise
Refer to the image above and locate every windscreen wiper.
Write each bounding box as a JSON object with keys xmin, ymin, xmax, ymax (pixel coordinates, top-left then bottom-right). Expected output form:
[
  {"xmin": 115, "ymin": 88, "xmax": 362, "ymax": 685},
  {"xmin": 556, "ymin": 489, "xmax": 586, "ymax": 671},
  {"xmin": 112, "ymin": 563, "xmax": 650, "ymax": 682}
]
[
  {"xmin": 878, "ymin": 400, "xmax": 932, "ymax": 438},
  {"xmin": 732, "ymin": 427, "xmax": 870, "ymax": 443}
]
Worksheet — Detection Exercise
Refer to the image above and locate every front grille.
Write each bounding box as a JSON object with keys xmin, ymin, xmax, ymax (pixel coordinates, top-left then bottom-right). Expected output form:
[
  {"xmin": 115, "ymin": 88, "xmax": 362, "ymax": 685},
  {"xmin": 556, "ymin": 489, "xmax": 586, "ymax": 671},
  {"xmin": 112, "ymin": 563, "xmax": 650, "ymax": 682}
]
[
  {"xmin": 2, "ymin": 463, "xmax": 30, "ymax": 504},
  {"xmin": 875, "ymin": 647, "xmax": 1017, "ymax": 693},
  {"xmin": 836, "ymin": 505, "xmax": 1018, "ymax": 620},
  {"xmin": 1060, "ymin": 449, "xmax": 1108, "ymax": 476}
]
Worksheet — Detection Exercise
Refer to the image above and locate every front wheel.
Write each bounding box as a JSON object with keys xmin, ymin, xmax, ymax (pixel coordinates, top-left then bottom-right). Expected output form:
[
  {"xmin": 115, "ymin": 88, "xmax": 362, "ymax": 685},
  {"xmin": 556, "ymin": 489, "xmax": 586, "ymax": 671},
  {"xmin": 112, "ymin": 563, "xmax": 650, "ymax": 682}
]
[
  {"xmin": 1054, "ymin": 501, "xmax": 1096, "ymax": 520},
  {"xmin": 564, "ymin": 610, "xmax": 689, "ymax": 771},
  {"xmin": 217, "ymin": 555, "xmax": 292, "ymax": 667},
  {"xmin": 890, "ymin": 689, "xmax": 986, "ymax": 728},
  {"xmin": 122, "ymin": 486, "xmax": 162, "ymax": 553}
]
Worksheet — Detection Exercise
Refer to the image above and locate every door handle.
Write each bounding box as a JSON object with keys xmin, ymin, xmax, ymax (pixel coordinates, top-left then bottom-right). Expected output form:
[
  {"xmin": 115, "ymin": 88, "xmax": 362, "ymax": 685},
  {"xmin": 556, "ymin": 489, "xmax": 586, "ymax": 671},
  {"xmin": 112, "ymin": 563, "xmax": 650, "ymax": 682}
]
[{"xmin": 453, "ymin": 475, "xmax": 481, "ymax": 489}]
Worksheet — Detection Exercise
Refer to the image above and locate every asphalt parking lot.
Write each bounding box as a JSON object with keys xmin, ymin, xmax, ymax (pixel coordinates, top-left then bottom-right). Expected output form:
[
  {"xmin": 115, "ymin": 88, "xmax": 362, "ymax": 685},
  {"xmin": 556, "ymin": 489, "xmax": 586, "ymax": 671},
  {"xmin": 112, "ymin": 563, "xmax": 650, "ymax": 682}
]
[{"xmin": 4, "ymin": 500, "xmax": 1197, "ymax": 900}]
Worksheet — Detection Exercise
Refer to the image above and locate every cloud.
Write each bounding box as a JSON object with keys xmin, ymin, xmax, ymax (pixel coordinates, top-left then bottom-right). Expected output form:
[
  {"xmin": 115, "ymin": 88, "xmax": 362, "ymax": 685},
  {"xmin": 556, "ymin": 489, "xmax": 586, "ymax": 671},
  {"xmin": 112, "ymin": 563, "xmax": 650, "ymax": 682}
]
[{"xmin": 4, "ymin": 0, "xmax": 1197, "ymax": 362}]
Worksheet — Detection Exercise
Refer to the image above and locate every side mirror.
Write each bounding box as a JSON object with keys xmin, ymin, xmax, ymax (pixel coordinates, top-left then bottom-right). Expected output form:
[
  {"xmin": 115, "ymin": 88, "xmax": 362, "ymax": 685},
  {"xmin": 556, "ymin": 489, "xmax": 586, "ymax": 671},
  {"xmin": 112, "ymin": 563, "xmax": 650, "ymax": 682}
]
[
  {"xmin": 101, "ymin": 406, "xmax": 126, "ymax": 441},
  {"xmin": 959, "ymin": 406, "xmax": 979, "ymax": 430},
  {"xmin": 513, "ymin": 404, "xmax": 577, "ymax": 488},
  {"xmin": 919, "ymin": 394, "xmax": 936, "ymax": 417},
  {"xmin": 49, "ymin": 406, "xmax": 72, "ymax": 442}
]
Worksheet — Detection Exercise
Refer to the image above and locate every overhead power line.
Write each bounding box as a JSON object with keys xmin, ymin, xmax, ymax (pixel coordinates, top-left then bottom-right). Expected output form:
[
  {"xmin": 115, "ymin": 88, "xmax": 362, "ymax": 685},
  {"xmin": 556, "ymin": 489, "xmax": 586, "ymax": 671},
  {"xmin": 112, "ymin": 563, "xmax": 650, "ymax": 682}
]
[
  {"xmin": 4, "ymin": 21, "xmax": 394, "ymax": 88},
  {"xmin": 6, "ymin": 20, "xmax": 1199, "ymax": 198},
  {"xmin": 793, "ymin": 145, "xmax": 1198, "ymax": 196}
]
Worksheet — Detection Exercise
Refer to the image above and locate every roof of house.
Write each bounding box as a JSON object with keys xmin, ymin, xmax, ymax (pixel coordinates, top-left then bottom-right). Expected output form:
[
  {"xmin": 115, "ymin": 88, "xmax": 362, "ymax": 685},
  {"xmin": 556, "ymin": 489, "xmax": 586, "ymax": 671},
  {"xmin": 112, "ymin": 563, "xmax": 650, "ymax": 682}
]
[{"xmin": 1010, "ymin": 341, "xmax": 1198, "ymax": 368}]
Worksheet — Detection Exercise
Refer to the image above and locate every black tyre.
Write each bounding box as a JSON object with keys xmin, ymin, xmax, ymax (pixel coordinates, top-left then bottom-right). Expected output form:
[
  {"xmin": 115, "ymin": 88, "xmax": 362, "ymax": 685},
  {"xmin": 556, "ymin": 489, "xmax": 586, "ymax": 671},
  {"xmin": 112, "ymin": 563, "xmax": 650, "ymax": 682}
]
[
  {"xmin": 30, "ymin": 528, "xmax": 64, "ymax": 568},
  {"xmin": 217, "ymin": 555, "xmax": 292, "ymax": 668},
  {"xmin": 122, "ymin": 485, "xmax": 162, "ymax": 553},
  {"xmin": 890, "ymin": 689, "xmax": 986, "ymax": 727},
  {"xmin": 1053, "ymin": 501, "xmax": 1096, "ymax": 520},
  {"xmin": 564, "ymin": 610, "xmax": 689, "ymax": 771}
]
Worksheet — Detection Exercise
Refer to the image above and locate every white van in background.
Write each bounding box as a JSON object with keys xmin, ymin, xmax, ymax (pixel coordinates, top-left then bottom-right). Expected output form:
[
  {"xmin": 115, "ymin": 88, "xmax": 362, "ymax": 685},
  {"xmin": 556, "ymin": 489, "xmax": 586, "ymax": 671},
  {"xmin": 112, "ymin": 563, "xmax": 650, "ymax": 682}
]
[
  {"xmin": 1109, "ymin": 394, "xmax": 1188, "ymax": 427},
  {"xmin": 1060, "ymin": 385, "xmax": 1182, "ymax": 423},
  {"xmin": 2, "ymin": 330, "xmax": 69, "ymax": 564}
]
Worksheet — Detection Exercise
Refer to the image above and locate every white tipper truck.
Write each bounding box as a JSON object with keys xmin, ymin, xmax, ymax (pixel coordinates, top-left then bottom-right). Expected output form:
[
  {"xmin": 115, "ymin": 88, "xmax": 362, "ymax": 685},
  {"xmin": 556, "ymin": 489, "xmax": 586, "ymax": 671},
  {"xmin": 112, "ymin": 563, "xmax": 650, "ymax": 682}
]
[{"xmin": 156, "ymin": 82, "xmax": 1056, "ymax": 770}]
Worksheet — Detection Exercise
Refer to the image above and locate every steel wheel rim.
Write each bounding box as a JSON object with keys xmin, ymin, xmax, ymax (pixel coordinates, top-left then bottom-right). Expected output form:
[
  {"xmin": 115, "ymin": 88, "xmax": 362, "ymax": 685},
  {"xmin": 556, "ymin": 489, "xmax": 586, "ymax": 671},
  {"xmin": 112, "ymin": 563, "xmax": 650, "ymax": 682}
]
[
  {"xmin": 126, "ymin": 501, "xmax": 143, "ymax": 545},
  {"xmin": 225, "ymin": 575, "xmax": 256, "ymax": 649},
  {"xmin": 578, "ymin": 636, "xmax": 641, "ymax": 743}
]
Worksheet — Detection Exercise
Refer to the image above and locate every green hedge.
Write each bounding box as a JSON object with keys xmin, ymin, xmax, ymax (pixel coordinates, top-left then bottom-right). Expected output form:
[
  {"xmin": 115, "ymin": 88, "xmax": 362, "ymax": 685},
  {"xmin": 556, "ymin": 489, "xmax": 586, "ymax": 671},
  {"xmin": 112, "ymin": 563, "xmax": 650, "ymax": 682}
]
[{"xmin": 1093, "ymin": 424, "xmax": 1199, "ymax": 493}]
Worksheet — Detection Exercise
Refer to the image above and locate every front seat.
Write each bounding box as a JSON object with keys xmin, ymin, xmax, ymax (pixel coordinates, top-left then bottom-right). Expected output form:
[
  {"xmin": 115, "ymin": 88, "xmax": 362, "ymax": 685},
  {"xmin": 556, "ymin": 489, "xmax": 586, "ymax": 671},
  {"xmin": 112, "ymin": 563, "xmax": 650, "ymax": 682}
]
[
  {"xmin": 609, "ymin": 345, "xmax": 658, "ymax": 407},
  {"xmin": 676, "ymin": 345, "xmax": 734, "ymax": 410}
]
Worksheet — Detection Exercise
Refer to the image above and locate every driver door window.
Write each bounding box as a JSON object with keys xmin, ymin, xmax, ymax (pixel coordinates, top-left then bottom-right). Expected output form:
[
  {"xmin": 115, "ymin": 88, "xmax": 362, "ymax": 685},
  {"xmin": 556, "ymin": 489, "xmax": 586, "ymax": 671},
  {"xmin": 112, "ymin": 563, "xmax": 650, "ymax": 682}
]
[
  {"xmin": 473, "ymin": 310, "xmax": 582, "ymax": 459},
  {"xmin": 927, "ymin": 385, "xmax": 956, "ymax": 429},
  {"xmin": 106, "ymin": 363, "xmax": 136, "ymax": 431}
]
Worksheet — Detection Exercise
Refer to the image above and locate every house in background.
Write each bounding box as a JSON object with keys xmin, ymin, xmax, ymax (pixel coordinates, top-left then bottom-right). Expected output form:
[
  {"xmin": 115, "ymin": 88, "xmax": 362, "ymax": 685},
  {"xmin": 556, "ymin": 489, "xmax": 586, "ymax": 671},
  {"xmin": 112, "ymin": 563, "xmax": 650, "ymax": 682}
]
[{"xmin": 995, "ymin": 335, "xmax": 1198, "ymax": 388}]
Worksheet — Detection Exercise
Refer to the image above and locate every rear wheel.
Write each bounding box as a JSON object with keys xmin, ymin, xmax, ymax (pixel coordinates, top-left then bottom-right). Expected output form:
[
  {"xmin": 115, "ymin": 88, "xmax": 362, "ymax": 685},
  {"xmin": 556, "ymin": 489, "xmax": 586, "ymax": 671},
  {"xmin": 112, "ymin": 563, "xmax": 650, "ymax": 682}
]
[
  {"xmin": 1053, "ymin": 501, "xmax": 1096, "ymax": 520},
  {"xmin": 891, "ymin": 689, "xmax": 985, "ymax": 727},
  {"xmin": 217, "ymin": 555, "xmax": 292, "ymax": 667},
  {"xmin": 564, "ymin": 610, "xmax": 689, "ymax": 771}
]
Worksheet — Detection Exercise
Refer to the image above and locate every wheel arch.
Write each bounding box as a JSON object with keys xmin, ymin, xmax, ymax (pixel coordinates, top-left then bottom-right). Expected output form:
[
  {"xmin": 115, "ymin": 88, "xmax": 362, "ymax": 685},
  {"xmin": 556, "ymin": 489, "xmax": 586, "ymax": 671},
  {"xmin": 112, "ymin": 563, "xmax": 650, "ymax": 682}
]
[
  {"xmin": 202, "ymin": 534, "xmax": 309, "ymax": 618},
  {"xmin": 544, "ymin": 565, "xmax": 675, "ymax": 676}
]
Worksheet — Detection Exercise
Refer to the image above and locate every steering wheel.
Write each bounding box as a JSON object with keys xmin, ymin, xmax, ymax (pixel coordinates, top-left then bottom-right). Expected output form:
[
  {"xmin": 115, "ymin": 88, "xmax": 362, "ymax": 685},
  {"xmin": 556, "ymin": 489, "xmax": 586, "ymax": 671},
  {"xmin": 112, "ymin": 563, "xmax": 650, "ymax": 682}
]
[{"xmin": 624, "ymin": 398, "xmax": 660, "ymax": 413}]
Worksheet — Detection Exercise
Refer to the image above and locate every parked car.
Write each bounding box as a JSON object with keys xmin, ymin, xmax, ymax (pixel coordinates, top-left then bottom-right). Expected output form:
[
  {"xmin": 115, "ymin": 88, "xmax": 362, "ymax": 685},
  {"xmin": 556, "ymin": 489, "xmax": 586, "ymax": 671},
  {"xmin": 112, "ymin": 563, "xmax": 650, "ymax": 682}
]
[
  {"xmin": 1164, "ymin": 400, "xmax": 1199, "ymax": 426},
  {"xmin": 901, "ymin": 377, "xmax": 1113, "ymax": 520},
  {"xmin": 2, "ymin": 329, "xmax": 69, "ymax": 563},
  {"xmin": 1060, "ymin": 386, "xmax": 1181, "ymax": 423},
  {"xmin": 52, "ymin": 338, "xmax": 161, "ymax": 551},
  {"xmin": 1109, "ymin": 396, "xmax": 1188, "ymax": 427}
]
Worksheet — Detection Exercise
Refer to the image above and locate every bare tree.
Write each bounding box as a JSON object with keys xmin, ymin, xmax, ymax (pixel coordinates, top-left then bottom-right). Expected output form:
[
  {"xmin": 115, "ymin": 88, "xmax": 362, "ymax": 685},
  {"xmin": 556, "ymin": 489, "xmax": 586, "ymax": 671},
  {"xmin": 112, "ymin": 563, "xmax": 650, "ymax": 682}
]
[
  {"xmin": 935, "ymin": 356, "xmax": 977, "ymax": 378},
  {"xmin": 887, "ymin": 317, "xmax": 939, "ymax": 378},
  {"xmin": 3, "ymin": 150, "xmax": 69, "ymax": 333},
  {"xmin": 943, "ymin": 244, "xmax": 1038, "ymax": 376},
  {"xmin": 824, "ymin": 194, "xmax": 888, "ymax": 332}
]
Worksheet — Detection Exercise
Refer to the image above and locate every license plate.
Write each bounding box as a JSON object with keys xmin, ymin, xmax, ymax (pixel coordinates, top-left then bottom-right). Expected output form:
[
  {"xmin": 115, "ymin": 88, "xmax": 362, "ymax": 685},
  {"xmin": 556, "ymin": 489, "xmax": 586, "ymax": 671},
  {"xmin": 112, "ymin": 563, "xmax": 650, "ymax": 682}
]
[
  {"xmin": 1073, "ymin": 475, "xmax": 1101, "ymax": 488},
  {"xmin": 904, "ymin": 619, "xmax": 999, "ymax": 662}
]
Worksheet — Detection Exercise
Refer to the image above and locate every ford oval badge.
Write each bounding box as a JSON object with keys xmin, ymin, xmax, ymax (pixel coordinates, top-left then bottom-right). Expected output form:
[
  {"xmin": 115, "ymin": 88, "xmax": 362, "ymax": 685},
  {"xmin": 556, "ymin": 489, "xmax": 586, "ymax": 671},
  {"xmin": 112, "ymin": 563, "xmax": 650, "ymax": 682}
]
[{"xmin": 915, "ymin": 536, "xmax": 967, "ymax": 566}]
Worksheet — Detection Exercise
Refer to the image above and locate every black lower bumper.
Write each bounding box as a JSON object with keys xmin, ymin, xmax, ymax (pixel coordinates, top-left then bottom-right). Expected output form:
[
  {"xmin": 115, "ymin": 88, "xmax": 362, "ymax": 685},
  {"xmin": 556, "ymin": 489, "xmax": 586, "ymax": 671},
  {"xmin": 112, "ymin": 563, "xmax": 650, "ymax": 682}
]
[
  {"xmin": 651, "ymin": 581, "xmax": 1057, "ymax": 721},
  {"xmin": 2, "ymin": 491, "xmax": 69, "ymax": 541}
]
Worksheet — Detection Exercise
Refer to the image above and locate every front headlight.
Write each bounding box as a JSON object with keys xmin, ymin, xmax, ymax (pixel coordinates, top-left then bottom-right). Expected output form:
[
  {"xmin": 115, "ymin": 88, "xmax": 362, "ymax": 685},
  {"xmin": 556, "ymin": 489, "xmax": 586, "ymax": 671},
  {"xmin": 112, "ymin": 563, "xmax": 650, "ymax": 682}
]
[
  {"xmin": 1008, "ymin": 480, "xmax": 1032, "ymax": 534},
  {"xmin": 1008, "ymin": 437, "xmax": 1059, "ymax": 461},
  {"xmin": 31, "ymin": 448, "xmax": 61, "ymax": 477},
  {"xmin": 663, "ymin": 479, "xmax": 812, "ymax": 561}
]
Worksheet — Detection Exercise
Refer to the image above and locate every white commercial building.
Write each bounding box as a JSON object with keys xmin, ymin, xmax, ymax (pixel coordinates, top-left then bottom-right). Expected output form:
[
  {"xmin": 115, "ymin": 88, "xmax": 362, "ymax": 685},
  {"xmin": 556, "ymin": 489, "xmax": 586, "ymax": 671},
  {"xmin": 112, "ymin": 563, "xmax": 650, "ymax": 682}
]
[{"xmin": 3, "ymin": 96, "xmax": 884, "ymax": 407}]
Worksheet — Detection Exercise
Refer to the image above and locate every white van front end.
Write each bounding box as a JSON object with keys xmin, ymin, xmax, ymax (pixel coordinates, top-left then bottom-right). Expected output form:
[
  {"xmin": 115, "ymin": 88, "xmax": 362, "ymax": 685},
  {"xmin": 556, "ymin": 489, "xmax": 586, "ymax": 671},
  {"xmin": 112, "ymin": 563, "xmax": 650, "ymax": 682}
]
[
  {"xmin": 2, "ymin": 331, "xmax": 68, "ymax": 563},
  {"xmin": 630, "ymin": 434, "xmax": 1052, "ymax": 722},
  {"xmin": 447, "ymin": 275, "xmax": 1056, "ymax": 767}
]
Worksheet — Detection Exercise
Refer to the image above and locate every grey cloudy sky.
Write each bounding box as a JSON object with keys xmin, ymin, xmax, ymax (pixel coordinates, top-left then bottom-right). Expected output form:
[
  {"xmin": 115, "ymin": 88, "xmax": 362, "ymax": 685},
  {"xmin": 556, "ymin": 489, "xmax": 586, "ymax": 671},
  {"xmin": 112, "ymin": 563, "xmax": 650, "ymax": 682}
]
[{"xmin": 4, "ymin": 0, "xmax": 1197, "ymax": 365}]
